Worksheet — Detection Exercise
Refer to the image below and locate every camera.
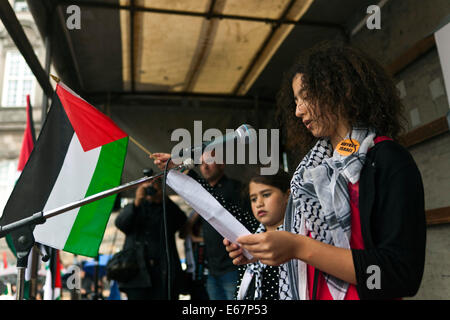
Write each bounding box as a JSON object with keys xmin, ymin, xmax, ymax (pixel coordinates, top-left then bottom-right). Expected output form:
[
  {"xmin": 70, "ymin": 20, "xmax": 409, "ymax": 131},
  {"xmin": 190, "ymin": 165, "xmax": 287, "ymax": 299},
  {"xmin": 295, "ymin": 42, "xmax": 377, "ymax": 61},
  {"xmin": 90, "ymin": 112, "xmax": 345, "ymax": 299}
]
[
  {"xmin": 145, "ymin": 186, "xmax": 157, "ymax": 196},
  {"xmin": 142, "ymin": 169, "xmax": 157, "ymax": 196}
]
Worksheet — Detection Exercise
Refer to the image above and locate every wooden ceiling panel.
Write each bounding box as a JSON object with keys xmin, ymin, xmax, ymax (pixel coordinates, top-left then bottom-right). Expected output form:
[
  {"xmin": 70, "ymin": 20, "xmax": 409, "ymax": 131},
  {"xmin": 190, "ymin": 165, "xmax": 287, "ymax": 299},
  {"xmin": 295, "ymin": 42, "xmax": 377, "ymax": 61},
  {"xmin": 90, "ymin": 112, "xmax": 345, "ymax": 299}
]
[
  {"xmin": 136, "ymin": 13, "xmax": 205, "ymax": 91},
  {"xmin": 192, "ymin": 19, "xmax": 272, "ymax": 93},
  {"xmin": 120, "ymin": 0, "xmax": 315, "ymax": 94}
]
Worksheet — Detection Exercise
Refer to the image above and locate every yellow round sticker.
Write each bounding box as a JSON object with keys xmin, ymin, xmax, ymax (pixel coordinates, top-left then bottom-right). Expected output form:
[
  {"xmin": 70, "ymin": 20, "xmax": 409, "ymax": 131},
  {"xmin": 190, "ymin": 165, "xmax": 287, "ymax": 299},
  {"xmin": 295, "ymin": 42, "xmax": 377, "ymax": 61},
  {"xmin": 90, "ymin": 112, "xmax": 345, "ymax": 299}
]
[{"xmin": 336, "ymin": 139, "xmax": 360, "ymax": 156}]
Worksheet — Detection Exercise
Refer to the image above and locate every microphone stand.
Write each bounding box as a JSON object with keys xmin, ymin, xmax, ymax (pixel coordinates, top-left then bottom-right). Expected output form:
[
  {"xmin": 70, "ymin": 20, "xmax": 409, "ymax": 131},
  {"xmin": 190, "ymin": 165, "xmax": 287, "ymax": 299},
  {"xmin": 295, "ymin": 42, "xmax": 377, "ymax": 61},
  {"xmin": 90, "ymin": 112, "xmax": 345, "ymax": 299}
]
[{"xmin": 0, "ymin": 160, "xmax": 193, "ymax": 300}]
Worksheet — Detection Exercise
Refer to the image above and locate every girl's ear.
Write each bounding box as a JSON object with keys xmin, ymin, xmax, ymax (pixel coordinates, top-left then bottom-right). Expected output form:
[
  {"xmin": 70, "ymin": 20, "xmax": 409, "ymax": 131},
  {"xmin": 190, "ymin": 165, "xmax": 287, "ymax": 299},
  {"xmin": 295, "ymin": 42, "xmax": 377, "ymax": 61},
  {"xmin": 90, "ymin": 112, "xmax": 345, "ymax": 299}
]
[{"xmin": 284, "ymin": 189, "xmax": 291, "ymax": 201}]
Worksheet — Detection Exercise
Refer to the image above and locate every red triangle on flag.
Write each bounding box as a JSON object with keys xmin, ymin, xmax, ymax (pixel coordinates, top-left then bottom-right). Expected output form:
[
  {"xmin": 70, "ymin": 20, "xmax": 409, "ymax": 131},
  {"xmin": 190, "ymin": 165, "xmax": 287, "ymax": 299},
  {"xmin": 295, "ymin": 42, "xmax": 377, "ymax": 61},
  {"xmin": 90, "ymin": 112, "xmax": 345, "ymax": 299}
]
[{"xmin": 56, "ymin": 84, "xmax": 128, "ymax": 152}]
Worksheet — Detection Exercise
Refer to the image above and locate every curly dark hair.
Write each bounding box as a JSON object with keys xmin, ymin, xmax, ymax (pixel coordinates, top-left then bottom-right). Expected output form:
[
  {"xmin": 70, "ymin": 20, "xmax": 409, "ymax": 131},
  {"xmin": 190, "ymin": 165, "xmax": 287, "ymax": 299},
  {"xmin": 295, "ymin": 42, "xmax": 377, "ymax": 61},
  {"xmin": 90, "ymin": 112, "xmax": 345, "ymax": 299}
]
[{"xmin": 276, "ymin": 41, "xmax": 406, "ymax": 161}]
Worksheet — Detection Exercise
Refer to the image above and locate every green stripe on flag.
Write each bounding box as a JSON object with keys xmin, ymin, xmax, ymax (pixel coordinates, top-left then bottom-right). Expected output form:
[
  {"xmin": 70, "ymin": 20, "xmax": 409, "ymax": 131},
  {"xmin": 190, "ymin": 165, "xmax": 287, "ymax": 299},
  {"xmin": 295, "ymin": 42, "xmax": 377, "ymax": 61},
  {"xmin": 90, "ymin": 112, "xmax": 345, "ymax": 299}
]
[
  {"xmin": 5, "ymin": 234, "xmax": 17, "ymax": 257},
  {"xmin": 63, "ymin": 137, "xmax": 128, "ymax": 256}
]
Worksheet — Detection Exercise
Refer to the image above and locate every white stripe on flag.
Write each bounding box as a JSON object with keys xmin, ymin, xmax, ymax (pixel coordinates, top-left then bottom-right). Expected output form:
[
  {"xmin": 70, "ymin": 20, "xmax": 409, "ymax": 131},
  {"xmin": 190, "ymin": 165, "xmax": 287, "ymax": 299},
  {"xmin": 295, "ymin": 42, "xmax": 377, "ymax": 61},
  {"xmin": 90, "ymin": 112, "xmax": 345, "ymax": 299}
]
[{"xmin": 33, "ymin": 134, "xmax": 100, "ymax": 249}]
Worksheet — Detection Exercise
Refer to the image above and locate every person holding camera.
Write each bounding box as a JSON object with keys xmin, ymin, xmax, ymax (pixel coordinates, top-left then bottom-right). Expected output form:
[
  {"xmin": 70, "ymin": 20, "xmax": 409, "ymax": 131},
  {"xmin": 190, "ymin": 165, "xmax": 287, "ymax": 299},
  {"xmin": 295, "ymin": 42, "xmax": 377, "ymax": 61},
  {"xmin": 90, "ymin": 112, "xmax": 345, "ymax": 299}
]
[{"xmin": 115, "ymin": 176, "xmax": 187, "ymax": 300}]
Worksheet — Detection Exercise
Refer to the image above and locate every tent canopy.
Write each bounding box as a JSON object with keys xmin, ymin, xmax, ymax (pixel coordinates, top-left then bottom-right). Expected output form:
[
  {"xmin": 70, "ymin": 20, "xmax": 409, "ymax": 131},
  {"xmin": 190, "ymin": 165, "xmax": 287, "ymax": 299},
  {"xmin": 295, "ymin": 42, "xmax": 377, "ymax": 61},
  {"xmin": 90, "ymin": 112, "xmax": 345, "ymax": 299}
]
[{"xmin": 26, "ymin": 0, "xmax": 375, "ymax": 102}]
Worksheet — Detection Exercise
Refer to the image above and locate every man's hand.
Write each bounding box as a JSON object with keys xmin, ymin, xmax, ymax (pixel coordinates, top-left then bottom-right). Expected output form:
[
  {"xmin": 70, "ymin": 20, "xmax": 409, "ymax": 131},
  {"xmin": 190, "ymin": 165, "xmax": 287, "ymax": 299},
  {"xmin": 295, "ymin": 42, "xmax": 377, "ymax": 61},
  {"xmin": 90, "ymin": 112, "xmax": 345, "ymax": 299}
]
[{"xmin": 152, "ymin": 153, "xmax": 176, "ymax": 171}]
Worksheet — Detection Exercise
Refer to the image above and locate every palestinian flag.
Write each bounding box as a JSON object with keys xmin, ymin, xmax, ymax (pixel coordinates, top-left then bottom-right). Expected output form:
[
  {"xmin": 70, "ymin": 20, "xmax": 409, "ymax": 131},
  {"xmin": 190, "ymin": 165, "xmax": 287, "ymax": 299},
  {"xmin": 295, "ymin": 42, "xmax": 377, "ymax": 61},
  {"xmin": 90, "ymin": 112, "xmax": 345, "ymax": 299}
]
[{"xmin": 1, "ymin": 83, "xmax": 128, "ymax": 257}]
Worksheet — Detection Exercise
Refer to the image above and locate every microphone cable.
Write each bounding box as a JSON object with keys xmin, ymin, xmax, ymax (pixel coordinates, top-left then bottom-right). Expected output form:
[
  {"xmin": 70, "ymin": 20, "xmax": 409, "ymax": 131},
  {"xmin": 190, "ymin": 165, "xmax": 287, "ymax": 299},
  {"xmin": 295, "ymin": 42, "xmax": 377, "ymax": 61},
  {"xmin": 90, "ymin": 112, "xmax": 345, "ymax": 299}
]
[{"xmin": 162, "ymin": 157, "xmax": 172, "ymax": 300}]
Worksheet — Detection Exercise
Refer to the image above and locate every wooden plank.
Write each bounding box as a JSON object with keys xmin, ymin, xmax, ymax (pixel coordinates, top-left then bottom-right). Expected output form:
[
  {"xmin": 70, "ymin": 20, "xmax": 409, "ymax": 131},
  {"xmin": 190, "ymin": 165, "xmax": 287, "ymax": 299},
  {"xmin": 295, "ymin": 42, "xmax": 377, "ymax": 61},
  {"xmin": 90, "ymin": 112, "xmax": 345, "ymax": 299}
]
[
  {"xmin": 426, "ymin": 206, "xmax": 450, "ymax": 226},
  {"xmin": 387, "ymin": 34, "xmax": 436, "ymax": 76},
  {"xmin": 401, "ymin": 116, "xmax": 449, "ymax": 148},
  {"xmin": 182, "ymin": 0, "xmax": 225, "ymax": 92}
]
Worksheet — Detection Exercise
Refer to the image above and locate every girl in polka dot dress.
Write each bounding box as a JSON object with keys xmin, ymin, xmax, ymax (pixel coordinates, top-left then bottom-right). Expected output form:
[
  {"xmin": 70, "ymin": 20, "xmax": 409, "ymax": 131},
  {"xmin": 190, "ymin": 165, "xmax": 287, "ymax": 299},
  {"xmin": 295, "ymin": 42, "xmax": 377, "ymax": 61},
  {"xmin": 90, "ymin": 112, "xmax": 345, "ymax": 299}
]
[{"xmin": 226, "ymin": 170, "xmax": 291, "ymax": 300}]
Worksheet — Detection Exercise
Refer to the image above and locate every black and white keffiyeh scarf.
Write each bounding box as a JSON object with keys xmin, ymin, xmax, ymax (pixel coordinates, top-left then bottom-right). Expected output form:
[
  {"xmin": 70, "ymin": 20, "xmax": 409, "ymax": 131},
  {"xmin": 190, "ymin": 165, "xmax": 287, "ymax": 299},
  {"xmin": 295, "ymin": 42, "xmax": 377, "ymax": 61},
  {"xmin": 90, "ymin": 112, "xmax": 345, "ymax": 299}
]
[
  {"xmin": 237, "ymin": 223, "xmax": 283, "ymax": 300},
  {"xmin": 279, "ymin": 128, "xmax": 376, "ymax": 300}
]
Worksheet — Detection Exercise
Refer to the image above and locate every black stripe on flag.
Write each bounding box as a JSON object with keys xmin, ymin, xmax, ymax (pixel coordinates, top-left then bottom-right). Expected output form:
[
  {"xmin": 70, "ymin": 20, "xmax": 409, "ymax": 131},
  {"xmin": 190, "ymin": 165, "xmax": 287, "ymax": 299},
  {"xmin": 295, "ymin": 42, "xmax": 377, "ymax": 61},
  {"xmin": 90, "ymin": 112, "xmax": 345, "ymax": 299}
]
[
  {"xmin": 0, "ymin": 92, "xmax": 74, "ymax": 226},
  {"xmin": 28, "ymin": 98, "xmax": 36, "ymax": 144}
]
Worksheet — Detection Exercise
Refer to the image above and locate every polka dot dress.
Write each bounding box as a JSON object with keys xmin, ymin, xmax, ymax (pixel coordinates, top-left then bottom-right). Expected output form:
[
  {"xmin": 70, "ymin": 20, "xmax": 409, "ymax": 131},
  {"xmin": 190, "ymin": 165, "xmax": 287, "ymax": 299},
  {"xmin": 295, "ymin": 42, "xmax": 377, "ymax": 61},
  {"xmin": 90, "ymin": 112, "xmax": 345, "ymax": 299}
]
[
  {"xmin": 259, "ymin": 265, "xmax": 279, "ymax": 300},
  {"xmin": 236, "ymin": 264, "xmax": 280, "ymax": 300}
]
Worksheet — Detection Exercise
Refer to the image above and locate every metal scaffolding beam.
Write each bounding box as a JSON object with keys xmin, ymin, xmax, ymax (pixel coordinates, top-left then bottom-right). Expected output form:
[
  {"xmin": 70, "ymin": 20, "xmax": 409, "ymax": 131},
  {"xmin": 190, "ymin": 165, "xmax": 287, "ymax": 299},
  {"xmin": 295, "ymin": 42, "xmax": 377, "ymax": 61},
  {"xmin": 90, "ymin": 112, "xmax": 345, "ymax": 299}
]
[
  {"xmin": 0, "ymin": 1, "xmax": 53, "ymax": 97},
  {"xmin": 56, "ymin": 0, "xmax": 344, "ymax": 31}
]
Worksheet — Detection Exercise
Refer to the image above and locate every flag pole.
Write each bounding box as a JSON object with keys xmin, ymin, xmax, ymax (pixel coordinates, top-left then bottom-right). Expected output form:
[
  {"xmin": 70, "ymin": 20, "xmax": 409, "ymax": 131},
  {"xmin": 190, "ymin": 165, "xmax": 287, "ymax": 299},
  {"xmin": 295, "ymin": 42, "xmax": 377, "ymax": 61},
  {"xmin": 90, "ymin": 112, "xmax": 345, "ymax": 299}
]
[
  {"xmin": 129, "ymin": 136, "xmax": 156, "ymax": 159},
  {"xmin": 12, "ymin": 94, "xmax": 39, "ymax": 300},
  {"xmin": 50, "ymin": 74, "xmax": 60, "ymax": 83},
  {"xmin": 10, "ymin": 227, "xmax": 35, "ymax": 300},
  {"xmin": 15, "ymin": 266, "xmax": 26, "ymax": 300},
  {"xmin": 29, "ymin": 244, "xmax": 40, "ymax": 299}
]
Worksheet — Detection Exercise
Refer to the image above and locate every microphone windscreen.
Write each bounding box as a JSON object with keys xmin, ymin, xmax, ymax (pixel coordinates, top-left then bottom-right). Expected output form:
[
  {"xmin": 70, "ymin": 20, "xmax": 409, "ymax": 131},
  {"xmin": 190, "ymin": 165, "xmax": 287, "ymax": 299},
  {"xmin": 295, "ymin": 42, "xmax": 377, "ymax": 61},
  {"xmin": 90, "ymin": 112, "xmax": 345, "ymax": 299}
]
[{"xmin": 182, "ymin": 158, "xmax": 195, "ymax": 170}]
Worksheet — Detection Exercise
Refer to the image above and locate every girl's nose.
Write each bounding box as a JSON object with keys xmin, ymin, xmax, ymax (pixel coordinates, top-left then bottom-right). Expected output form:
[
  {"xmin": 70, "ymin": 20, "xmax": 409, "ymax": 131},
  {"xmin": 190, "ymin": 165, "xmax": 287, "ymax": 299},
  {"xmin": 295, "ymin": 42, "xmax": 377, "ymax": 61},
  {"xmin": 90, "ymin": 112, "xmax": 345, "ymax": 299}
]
[
  {"xmin": 295, "ymin": 102, "xmax": 306, "ymax": 118},
  {"xmin": 256, "ymin": 197, "xmax": 264, "ymax": 208}
]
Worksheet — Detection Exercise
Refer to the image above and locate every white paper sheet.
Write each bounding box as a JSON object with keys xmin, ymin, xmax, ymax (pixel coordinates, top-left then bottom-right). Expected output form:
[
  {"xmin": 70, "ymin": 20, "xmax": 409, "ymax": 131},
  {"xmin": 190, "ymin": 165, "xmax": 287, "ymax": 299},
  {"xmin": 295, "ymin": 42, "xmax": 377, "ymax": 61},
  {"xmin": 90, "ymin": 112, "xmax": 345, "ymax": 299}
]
[{"xmin": 166, "ymin": 170, "xmax": 253, "ymax": 259}]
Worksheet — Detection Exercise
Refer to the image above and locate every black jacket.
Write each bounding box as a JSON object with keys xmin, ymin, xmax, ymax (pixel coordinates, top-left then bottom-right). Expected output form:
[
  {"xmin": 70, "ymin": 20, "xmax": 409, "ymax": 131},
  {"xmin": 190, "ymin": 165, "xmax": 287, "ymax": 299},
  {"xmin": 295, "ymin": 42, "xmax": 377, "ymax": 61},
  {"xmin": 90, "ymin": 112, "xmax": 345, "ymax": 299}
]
[
  {"xmin": 199, "ymin": 174, "xmax": 243, "ymax": 276},
  {"xmin": 352, "ymin": 140, "xmax": 426, "ymax": 299},
  {"xmin": 115, "ymin": 199, "xmax": 187, "ymax": 295}
]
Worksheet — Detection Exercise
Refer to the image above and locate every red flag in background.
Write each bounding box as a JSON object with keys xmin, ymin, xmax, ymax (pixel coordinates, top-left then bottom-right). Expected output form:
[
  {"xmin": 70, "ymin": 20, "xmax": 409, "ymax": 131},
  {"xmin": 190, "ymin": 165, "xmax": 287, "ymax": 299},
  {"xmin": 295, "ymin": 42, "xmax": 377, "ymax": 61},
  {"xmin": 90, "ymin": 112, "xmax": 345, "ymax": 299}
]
[
  {"xmin": 2, "ymin": 252, "xmax": 7, "ymax": 269},
  {"xmin": 5, "ymin": 94, "xmax": 38, "ymax": 299},
  {"xmin": 6, "ymin": 94, "xmax": 36, "ymax": 257},
  {"xmin": 17, "ymin": 95, "xmax": 36, "ymax": 171},
  {"xmin": 44, "ymin": 249, "xmax": 63, "ymax": 300},
  {"xmin": 54, "ymin": 250, "xmax": 62, "ymax": 290},
  {"xmin": 51, "ymin": 250, "xmax": 63, "ymax": 299}
]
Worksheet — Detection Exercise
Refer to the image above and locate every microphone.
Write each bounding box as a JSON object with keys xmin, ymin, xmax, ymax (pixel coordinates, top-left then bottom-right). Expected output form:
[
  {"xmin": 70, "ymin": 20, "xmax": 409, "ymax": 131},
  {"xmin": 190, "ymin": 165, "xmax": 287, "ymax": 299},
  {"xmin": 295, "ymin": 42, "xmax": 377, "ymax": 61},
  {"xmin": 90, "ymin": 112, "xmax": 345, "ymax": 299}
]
[
  {"xmin": 179, "ymin": 158, "xmax": 195, "ymax": 171},
  {"xmin": 174, "ymin": 124, "xmax": 256, "ymax": 159}
]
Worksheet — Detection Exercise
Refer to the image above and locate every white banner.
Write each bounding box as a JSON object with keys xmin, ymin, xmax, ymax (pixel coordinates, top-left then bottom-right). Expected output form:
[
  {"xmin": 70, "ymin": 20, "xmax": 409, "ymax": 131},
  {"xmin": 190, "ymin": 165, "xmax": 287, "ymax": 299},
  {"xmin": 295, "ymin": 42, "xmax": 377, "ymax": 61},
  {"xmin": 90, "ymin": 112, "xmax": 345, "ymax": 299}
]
[{"xmin": 435, "ymin": 22, "xmax": 450, "ymax": 109}]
